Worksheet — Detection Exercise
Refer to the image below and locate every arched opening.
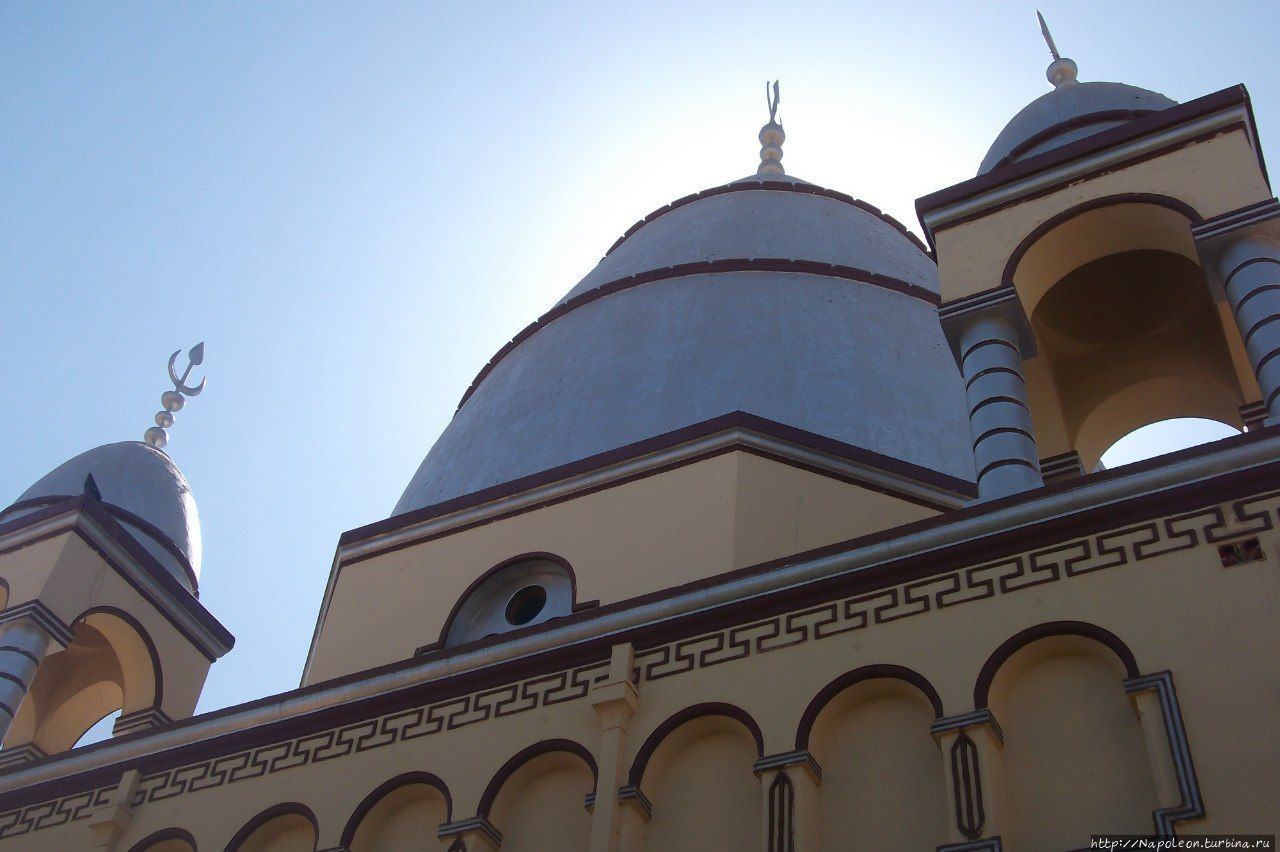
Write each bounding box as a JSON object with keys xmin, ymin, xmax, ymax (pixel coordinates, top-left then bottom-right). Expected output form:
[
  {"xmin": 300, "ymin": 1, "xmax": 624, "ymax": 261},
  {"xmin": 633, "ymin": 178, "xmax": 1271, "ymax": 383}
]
[
  {"xmin": 1009, "ymin": 199, "xmax": 1258, "ymax": 471},
  {"xmin": 484, "ymin": 744, "xmax": 595, "ymax": 851},
  {"xmin": 1099, "ymin": 418, "xmax": 1241, "ymax": 469},
  {"xmin": 127, "ymin": 827, "xmax": 197, "ymax": 852},
  {"xmin": 803, "ymin": 674, "xmax": 946, "ymax": 850},
  {"xmin": 3, "ymin": 609, "xmax": 160, "ymax": 755},
  {"xmin": 344, "ymin": 773, "xmax": 450, "ymax": 852},
  {"xmin": 225, "ymin": 804, "xmax": 317, "ymax": 852},
  {"xmin": 984, "ymin": 627, "xmax": 1155, "ymax": 849},
  {"xmin": 442, "ymin": 554, "xmax": 577, "ymax": 647},
  {"xmin": 632, "ymin": 707, "xmax": 763, "ymax": 851}
]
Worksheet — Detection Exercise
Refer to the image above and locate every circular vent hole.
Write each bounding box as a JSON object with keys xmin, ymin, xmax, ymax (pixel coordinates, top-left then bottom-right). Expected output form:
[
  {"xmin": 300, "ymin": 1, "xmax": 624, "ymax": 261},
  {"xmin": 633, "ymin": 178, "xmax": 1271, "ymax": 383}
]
[{"xmin": 505, "ymin": 585, "xmax": 548, "ymax": 626}]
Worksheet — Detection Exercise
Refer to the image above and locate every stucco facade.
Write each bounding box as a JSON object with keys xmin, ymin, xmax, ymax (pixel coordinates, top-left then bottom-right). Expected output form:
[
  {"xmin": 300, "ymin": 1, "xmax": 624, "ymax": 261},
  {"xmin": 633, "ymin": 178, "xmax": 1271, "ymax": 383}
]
[{"xmin": 0, "ymin": 39, "xmax": 1278, "ymax": 852}]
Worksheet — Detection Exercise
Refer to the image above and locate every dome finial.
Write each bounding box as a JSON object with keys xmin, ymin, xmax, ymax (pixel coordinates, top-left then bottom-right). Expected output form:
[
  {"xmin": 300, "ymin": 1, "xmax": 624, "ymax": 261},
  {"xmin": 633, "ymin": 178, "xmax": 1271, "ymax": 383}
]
[
  {"xmin": 143, "ymin": 342, "xmax": 207, "ymax": 450},
  {"xmin": 1037, "ymin": 11, "xmax": 1078, "ymax": 87},
  {"xmin": 757, "ymin": 80, "xmax": 785, "ymax": 176}
]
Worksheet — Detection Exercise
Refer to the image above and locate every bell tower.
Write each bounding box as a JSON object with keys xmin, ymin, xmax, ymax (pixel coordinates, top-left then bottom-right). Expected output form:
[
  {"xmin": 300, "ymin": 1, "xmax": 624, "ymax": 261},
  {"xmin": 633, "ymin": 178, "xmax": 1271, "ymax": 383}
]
[{"xmin": 918, "ymin": 21, "xmax": 1274, "ymax": 499}]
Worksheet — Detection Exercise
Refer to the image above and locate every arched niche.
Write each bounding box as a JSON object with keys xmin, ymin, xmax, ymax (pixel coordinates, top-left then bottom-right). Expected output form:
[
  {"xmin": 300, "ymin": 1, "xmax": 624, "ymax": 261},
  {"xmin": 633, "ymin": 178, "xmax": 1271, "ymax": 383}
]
[
  {"xmin": 981, "ymin": 624, "xmax": 1156, "ymax": 849},
  {"xmin": 481, "ymin": 741, "xmax": 596, "ymax": 851},
  {"xmin": 1006, "ymin": 197, "xmax": 1257, "ymax": 467},
  {"xmin": 799, "ymin": 669, "xmax": 947, "ymax": 850},
  {"xmin": 630, "ymin": 705, "xmax": 763, "ymax": 851},
  {"xmin": 441, "ymin": 554, "xmax": 578, "ymax": 648},
  {"xmin": 343, "ymin": 772, "xmax": 451, "ymax": 852},
  {"xmin": 3, "ymin": 608, "xmax": 161, "ymax": 755},
  {"xmin": 225, "ymin": 804, "xmax": 317, "ymax": 852},
  {"xmin": 127, "ymin": 827, "xmax": 197, "ymax": 852}
]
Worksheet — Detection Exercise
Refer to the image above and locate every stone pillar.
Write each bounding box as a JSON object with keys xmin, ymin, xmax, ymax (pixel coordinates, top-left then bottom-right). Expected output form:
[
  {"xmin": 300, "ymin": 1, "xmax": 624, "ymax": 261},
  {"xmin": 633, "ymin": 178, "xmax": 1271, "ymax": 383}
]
[
  {"xmin": 1193, "ymin": 199, "xmax": 1280, "ymax": 427},
  {"xmin": 1219, "ymin": 237, "xmax": 1280, "ymax": 425},
  {"xmin": 0, "ymin": 604, "xmax": 71, "ymax": 745},
  {"xmin": 589, "ymin": 644, "xmax": 638, "ymax": 852},
  {"xmin": 939, "ymin": 289, "xmax": 1042, "ymax": 501},
  {"xmin": 753, "ymin": 751, "xmax": 821, "ymax": 852},
  {"xmin": 931, "ymin": 710, "xmax": 1007, "ymax": 851}
]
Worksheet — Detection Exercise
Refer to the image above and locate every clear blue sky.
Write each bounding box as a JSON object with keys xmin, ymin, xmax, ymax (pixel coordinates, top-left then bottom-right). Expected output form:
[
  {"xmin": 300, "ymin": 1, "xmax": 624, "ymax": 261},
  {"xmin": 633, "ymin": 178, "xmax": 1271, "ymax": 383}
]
[{"xmin": 2, "ymin": 2, "xmax": 1274, "ymax": 723}]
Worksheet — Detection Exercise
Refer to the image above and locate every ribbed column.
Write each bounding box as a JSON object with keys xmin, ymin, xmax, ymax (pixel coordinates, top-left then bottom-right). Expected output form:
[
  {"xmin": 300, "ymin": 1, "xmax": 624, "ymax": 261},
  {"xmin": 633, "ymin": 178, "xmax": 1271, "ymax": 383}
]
[
  {"xmin": 959, "ymin": 315, "xmax": 1043, "ymax": 500},
  {"xmin": 1219, "ymin": 237, "xmax": 1280, "ymax": 425},
  {"xmin": 0, "ymin": 615, "xmax": 57, "ymax": 743}
]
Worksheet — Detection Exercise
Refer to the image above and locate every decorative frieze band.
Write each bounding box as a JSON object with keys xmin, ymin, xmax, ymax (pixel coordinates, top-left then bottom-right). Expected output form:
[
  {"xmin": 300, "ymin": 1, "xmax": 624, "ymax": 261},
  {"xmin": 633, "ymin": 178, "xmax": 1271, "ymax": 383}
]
[{"xmin": 0, "ymin": 487, "xmax": 1274, "ymax": 842}]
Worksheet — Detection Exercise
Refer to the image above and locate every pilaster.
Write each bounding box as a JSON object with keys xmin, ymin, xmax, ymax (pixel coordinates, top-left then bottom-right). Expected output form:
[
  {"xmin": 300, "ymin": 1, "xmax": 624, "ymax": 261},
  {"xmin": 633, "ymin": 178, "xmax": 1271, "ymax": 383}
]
[
  {"xmin": 589, "ymin": 643, "xmax": 639, "ymax": 852},
  {"xmin": 931, "ymin": 710, "xmax": 1008, "ymax": 850}
]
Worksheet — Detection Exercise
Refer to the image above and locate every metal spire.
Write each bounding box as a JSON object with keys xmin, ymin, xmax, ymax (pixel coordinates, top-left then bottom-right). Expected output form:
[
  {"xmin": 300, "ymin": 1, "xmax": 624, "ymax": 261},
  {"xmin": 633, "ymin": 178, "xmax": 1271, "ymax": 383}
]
[
  {"xmin": 757, "ymin": 80, "xmax": 785, "ymax": 176},
  {"xmin": 143, "ymin": 342, "xmax": 206, "ymax": 450},
  {"xmin": 1036, "ymin": 11, "xmax": 1079, "ymax": 87},
  {"xmin": 1037, "ymin": 10, "xmax": 1060, "ymax": 60}
]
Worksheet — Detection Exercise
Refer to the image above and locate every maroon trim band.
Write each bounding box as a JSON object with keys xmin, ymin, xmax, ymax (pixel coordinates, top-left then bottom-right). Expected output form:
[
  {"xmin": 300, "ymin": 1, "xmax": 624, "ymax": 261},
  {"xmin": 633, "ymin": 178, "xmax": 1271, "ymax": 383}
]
[
  {"xmin": 628, "ymin": 702, "xmax": 764, "ymax": 788},
  {"xmin": 477, "ymin": 739, "xmax": 597, "ymax": 818},
  {"xmin": 457, "ymin": 258, "xmax": 939, "ymax": 410},
  {"xmin": 795, "ymin": 664, "xmax": 943, "ymax": 750},
  {"xmin": 340, "ymin": 771, "xmax": 453, "ymax": 846},
  {"xmin": 973, "ymin": 620, "xmax": 1139, "ymax": 709},
  {"xmin": 605, "ymin": 180, "xmax": 931, "ymax": 258},
  {"xmin": 987, "ymin": 109, "xmax": 1157, "ymax": 172}
]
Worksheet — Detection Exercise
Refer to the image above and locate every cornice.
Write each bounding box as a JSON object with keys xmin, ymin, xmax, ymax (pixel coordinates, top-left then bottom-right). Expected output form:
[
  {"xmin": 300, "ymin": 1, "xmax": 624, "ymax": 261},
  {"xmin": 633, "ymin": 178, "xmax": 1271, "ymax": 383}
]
[
  {"xmin": 0, "ymin": 499, "xmax": 232, "ymax": 660},
  {"xmin": 0, "ymin": 425, "xmax": 1276, "ymax": 819},
  {"xmin": 916, "ymin": 86, "xmax": 1260, "ymax": 245}
]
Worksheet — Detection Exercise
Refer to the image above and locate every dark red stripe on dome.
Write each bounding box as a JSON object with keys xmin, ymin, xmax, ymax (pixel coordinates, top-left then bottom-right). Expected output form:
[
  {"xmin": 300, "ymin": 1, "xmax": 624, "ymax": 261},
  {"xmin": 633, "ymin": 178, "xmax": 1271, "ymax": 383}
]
[
  {"xmin": 604, "ymin": 180, "xmax": 932, "ymax": 258},
  {"xmin": 455, "ymin": 258, "xmax": 941, "ymax": 411},
  {"xmin": 987, "ymin": 109, "xmax": 1158, "ymax": 172}
]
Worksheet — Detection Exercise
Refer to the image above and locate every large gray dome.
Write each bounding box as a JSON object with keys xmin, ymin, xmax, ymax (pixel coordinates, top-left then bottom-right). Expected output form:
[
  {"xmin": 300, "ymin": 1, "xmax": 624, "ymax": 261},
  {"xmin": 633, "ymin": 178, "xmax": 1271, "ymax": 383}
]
[
  {"xmin": 394, "ymin": 177, "xmax": 977, "ymax": 516},
  {"xmin": 1, "ymin": 442, "xmax": 201, "ymax": 592},
  {"xmin": 980, "ymin": 81, "xmax": 1177, "ymax": 174}
]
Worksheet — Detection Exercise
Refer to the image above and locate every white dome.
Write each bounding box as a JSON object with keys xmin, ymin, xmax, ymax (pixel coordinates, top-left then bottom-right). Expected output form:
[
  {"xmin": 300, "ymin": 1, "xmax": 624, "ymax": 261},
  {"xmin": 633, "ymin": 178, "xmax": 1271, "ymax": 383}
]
[
  {"xmin": 393, "ymin": 177, "xmax": 976, "ymax": 516},
  {"xmin": 1, "ymin": 442, "xmax": 201, "ymax": 592},
  {"xmin": 980, "ymin": 81, "xmax": 1177, "ymax": 174}
]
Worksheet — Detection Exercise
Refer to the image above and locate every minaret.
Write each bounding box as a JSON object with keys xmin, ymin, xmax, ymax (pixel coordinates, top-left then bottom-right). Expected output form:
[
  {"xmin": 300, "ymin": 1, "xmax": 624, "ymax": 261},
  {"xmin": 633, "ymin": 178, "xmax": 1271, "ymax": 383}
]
[
  {"xmin": 757, "ymin": 80, "xmax": 785, "ymax": 176},
  {"xmin": 0, "ymin": 346, "xmax": 232, "ymax": 766}
]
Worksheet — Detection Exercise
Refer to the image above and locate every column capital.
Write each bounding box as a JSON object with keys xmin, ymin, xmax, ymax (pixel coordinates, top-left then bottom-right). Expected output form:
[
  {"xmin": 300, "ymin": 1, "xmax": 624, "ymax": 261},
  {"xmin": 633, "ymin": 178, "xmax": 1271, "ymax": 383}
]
[
  {"xmin": 1192, "ymin": 198, "xmax": 1280, "ymax": 298},
  {"xmin": 938, "ymin": 287, "xmax": 1037, "ymax": 365},
  {"xmin": 438, "ymin": 816, "xmax": 503, "ymax": 849},
  {"xmin": 752, "ymin": 750, "xmax": 822, "ymax": 784},
  {"xmin": 0, "ymin": 601, "xmax": 74, "ymax": 651},
  {"xmin": 615, "ymin": 784, "xmax": 653, "ymax": 820},
  {"xmin": 930, "ymin": 709, "xmax": 1004, "ymax": 744}
]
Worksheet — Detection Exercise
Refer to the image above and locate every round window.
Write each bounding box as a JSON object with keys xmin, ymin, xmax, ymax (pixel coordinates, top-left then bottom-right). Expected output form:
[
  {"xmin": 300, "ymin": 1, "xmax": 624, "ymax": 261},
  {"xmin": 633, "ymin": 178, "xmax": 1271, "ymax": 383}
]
[{"xmin": 505, "ymin": 585, "xmax": 548, "ymax": 626}]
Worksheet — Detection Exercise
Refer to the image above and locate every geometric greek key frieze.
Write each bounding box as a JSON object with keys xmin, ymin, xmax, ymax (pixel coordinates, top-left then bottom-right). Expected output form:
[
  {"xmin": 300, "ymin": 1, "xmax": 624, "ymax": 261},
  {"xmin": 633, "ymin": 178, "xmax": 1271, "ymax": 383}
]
[{"xmin": 2, "ymin": 489, "xmax": 1276, "ymax": 840}]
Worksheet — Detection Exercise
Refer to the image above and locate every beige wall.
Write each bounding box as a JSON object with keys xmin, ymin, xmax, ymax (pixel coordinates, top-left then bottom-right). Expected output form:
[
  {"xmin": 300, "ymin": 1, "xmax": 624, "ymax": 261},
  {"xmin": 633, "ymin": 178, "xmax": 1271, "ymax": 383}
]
[
  {"xmin": 5, "ymin": 481, "xmax": 1275, "ymax": 850},
  {"xmin": 307, "ymin": 451, "xmax": 934, "ymax": 684}
]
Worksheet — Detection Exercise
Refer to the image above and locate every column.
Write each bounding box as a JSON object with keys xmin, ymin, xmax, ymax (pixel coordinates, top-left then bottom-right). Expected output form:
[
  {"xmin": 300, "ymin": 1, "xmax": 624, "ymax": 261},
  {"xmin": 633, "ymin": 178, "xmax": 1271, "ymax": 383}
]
[
  {"xmin": 589, "ymin": 644, "xmax": 639, "ymax": 852},
  {"xmin": 930, "ymin": 710, "xmax": 1008, "ymax": 851},
  {"xmin": 1218, "ymin": 236, "xmax": 1280, "ymax": 425},
  {"xmin": 939, "ymin": 289, "xmax": 1043, "ymax": 501},
  {"xmin": 0, "ymin": 604, "xmax": 71, "ymax": 744}
]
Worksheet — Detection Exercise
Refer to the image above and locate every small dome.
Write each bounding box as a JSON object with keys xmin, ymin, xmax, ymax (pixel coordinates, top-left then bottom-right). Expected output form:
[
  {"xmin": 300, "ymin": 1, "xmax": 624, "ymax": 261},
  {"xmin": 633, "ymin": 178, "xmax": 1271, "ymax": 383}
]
[
  {"xmin": 394, "ymin": 177, "xmax": 976, "ymax": 515},
  {"xmin": 980, "ymin": 81, "xmax": 1177, "ymax": 174},
  {"xmin": 1, "ymin": 442, "xmax": 201, "ymax": 592}
]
